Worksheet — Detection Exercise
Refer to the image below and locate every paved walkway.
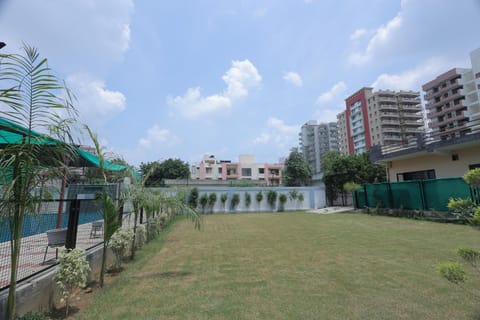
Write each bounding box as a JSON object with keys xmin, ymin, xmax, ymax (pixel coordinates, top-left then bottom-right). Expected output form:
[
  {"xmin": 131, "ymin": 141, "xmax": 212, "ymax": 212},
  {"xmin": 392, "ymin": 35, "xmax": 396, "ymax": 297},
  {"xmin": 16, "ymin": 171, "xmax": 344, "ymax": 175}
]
[
  {"xmin": 0, "ymin": 222, "xmax": 103, "ymax": 289},
  {"xmin": 309, "ymin": 206, "xmax": 355, "ymax": 214}
]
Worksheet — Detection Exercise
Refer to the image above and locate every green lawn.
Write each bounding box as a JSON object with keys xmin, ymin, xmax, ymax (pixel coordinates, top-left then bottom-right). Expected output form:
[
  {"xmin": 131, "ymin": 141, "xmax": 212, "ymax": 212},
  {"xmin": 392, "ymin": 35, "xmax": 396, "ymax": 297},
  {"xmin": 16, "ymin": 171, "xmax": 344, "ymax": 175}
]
[{"xmin": 76, "ymin": 213, "xmax": 480, "ymax": 320}]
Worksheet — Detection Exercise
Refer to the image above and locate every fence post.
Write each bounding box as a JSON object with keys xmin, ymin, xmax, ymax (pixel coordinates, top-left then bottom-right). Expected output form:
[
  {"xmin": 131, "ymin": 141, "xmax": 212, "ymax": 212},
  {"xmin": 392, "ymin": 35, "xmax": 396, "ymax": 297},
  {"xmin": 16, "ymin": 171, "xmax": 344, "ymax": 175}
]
[
  {"xmin": 419, "ymin": 180, "xmax": 427, "ymax": 210},
  {"xmin": 119, "ymin": 205, "xmax": 124, "ymax": 227},
  {"xmin": 387, "ymin": 182, "xmax": 394, "ymax": 208},
  {"xmin": 363, "ymin": 184, "xmax": 369, "ymax": 208},
  {"xmin": 66, "ymin": 199, "xmax": 81, "ymax": 249}
]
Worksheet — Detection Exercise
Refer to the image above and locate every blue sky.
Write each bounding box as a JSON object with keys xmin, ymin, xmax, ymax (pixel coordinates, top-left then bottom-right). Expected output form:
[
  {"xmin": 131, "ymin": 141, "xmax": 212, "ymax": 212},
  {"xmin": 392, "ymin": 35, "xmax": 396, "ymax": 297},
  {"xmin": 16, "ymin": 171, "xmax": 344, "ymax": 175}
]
[{"xmin": 0, "ymin": 0, "xmax": 479, "ymax": 167}]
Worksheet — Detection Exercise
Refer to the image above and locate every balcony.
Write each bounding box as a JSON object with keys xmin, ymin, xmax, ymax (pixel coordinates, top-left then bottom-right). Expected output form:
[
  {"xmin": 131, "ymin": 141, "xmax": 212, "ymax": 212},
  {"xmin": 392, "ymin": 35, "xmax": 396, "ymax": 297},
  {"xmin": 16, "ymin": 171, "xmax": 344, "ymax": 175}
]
[
  {"xmin": 380, "ymin": 112, "xmax": 399, "ymax": 118},
  {"xmin": 378, "ymin": 104, "xmax": 398, "ymax": 111},
  {"xmin": 424, "ymin": 79, "xmax": 460, "ymax": 100},
  {"xmin": 429, "ymin": 114, "xmax": 468, "ymax": 128},
  {"xmin": 425, "ymin": 92, "xmax": 463, "ymax": 109},
  {"xmin": 427, "ymin": 102, "xmax": 466, "ymax": 119}
]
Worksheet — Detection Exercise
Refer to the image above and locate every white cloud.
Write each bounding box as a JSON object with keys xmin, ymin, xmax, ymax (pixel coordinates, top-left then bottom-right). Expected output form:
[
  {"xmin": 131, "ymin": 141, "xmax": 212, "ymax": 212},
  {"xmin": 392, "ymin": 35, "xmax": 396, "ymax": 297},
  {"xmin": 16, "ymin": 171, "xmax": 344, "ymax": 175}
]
[
  {"xmin": 138, "ymin": 125, "xmax": 180, "ymax": 149},
  {"xmin": 283, "ymin": 72, "xmax": 303, "ymax": 87},
  {"xmin": 349, "ymin": 28, "xmax": 367, "ymax": 41},
  {"xmin": 349, "ymin": 14, "xmax": 402, "ymax": 65},
  {"xmin": 316, "ymin": 81, "xmax": 346, "ymax": 105},
  {"xmin": 223, "ymin": 60, "xmax": 262, "ymax": 99},
  {"xmin": 168, "ymin": 59, "xmax": 261, "ymax": 118},
  {"xmin": 0, "ymin": 0, "xmax": 133, "ymax": 74},
  {"xmin": 66, "ymin": 73, "xmax": 126, "ymax": 126},
  {"xmin": 371, "ymin": 56, "xmax": 456, "ymax": 91},
  {"xmin": 254, "ymin": 117, "xmax": 299, "ymax": 152},
  {"xmin": 347, "ymin": 1, "xmax": 480, "ymax": 67}
]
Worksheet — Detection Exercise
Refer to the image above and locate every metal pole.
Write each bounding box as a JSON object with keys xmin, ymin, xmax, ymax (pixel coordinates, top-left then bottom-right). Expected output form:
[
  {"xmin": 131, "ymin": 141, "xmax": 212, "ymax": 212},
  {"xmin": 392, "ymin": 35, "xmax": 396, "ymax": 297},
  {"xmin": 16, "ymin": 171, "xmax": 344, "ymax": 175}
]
[{"xmin": 66, "ymin": 199, "xmax": 81, "ymax": 249}]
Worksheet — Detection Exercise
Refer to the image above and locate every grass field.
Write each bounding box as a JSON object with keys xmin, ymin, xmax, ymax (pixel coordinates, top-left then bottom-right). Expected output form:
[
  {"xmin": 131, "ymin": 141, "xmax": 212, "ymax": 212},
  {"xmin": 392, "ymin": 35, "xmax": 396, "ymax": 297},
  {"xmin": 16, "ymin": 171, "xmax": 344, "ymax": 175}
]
[{"xmin": 76, "ymin": 212, "xmax": 480, "ymax": 320}]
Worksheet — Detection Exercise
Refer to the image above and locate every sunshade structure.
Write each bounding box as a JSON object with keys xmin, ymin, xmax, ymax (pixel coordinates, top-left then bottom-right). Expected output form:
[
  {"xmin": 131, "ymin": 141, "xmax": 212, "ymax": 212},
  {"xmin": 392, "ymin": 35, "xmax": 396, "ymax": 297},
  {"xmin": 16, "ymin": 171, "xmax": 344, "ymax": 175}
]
[{"xmin": 0, "ymin": 117, "xmax": 130, "ymax": 172}]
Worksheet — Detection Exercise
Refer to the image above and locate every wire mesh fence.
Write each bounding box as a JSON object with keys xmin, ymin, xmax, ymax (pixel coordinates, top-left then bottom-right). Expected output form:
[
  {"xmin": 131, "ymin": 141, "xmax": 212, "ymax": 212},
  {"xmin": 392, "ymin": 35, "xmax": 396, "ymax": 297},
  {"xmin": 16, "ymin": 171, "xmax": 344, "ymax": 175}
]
[{"xmin": 0, "ymin": 183, "xmax": 134, "ymax": 290}]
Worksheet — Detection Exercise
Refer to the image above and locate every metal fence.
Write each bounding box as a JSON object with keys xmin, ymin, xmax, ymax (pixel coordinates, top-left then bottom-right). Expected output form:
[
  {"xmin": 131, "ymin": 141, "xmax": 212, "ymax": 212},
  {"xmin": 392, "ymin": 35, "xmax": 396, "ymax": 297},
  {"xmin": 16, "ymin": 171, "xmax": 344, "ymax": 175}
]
[
  {"xmin": 0, "ymin": 183, "xmax": 133, "ymax": 290},
  {"xmin": 354, "ymin": 177, "xmax": 479, "ymax": 212}
]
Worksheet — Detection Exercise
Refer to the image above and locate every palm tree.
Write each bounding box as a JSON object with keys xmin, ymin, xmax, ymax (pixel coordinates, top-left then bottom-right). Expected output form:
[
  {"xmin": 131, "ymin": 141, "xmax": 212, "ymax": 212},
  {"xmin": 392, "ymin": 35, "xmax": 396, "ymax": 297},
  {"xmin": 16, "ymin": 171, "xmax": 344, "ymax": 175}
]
[
  {"xmin": 0, "ymin": 44, "xmax": 77, "ymax": 320},
  {"xmin": 85, "ymin": 126, "xmax": 122, "ymax": 288}
]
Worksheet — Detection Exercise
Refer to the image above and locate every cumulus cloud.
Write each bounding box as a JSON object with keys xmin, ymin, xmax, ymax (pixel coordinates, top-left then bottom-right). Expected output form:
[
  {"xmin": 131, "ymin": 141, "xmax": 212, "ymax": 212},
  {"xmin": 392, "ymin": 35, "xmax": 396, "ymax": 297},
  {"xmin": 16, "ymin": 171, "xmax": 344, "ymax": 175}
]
[
  {"xmin": 347, "ymin": 1, "xmax": 480, "ymax": 67},
  {"xmin": 168, "ymin": 59, "xmax": 261, "ymax": 118},
  {"xmin": 316, "ymin": 81, "xmax": 346, "ymax": 105},
  {"xmin": 283, "ymin": 72, "xmax": 303, "ymax": 87},
  {"xmin": 349, "ymin": 14, "xmax": 402, "ymax": 65},
  {"xmin": 371, "ymin": 56, "xmax": 457, "ymax": 91},
  {"xmin": 253, "ymin": 118, "xmax": 299, "ymax": 151},
  {"xmin": 138, "ymin": 125, "xmax": 180, "ymax": 149},
  {"xmin": 66, "ymin": 73, "xmax": 126, "ymax": 125}
]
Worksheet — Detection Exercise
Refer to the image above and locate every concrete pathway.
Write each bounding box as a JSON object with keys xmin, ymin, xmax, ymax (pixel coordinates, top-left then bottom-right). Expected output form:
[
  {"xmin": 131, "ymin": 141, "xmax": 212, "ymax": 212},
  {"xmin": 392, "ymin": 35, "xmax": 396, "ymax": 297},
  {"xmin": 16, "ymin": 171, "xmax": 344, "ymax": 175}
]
[{"xmin": 309, "ymin": 206, "xmax": 355, "ymax": 214}]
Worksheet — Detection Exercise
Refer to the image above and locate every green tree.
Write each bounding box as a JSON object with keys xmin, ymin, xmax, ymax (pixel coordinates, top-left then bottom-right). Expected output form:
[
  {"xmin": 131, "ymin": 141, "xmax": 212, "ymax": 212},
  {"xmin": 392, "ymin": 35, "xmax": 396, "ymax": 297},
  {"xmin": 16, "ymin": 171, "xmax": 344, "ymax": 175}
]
[
  {"xmin": 0, "ymin": 45, "xmax": 78, "ymax": 320},
  {"xmin": 283, "ymin": 149, "xmax": 312, "ymax": 186},
  {"xmin": 321, "ymin": 151, "xmax": 386, "ymax": 206},
  {"xmin": 140, "ymin": 158, "xmax": 189, "ymax": 186},
  {"xmin": 245, "ymin": 193, "xmax": 252, "ymax": 209}
]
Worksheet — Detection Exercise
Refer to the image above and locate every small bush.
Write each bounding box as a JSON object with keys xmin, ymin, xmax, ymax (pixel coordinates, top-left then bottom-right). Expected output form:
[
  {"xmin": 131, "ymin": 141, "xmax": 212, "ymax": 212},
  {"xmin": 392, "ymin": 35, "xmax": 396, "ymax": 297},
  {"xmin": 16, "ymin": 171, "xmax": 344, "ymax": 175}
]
[
  {"xmin": 110, "ymin": 228, "xmax": 134, "ymax": 269},
  {"xmin": 188, "ymin": 188, "xmax": 199, "ymax": 209},
  {"xmin": 221, "ymin": 193, "xmax": 228, "ymax": 211},
  {"xmin": 256, "ymin": 191, "xmax": 263, "ymax": 206},
  {"xmin": 16, "ymin": 310, "xmax": 52, "ymax": 320},
  {"xmin": 438, "ymin": 261, "xmax": 466, "ymax": 285},
  {"xmin": 267, "ymin": 190, "xmax": 277, "ymax": 211},
  {"xmin": 199, "ymin": 194, "xmax": 209, "ymax": 214},
  {"xmin": 135, "ymin": 224, "xmax": 147, "ymax": 249},
  {"xmin": 245, "ymin": 193, "xmax": 252, "ymax": 209},
  {"xmin": 208, "ymin": 193, "xmax": 217, "ymax": 213},
  {"xmin": 278, "ymin": 194, "xmax": 287, "ymax": 212},
  {"xmin": 231, "ymin": 193, "xmax": 240, "ymax": 211},
  {"xmin": 54, "ymin": 248, "xmax": 90, "ymax": 317}
]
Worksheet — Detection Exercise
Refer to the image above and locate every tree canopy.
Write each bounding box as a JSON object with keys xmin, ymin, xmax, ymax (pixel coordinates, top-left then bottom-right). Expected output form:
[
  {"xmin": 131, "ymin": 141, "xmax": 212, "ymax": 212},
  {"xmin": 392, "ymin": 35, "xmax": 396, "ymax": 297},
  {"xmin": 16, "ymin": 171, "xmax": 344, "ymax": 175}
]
[
  {"xmin": 321, "ymin": 151, "xmax": 386, "ymax": 205},
  {"xmin": 283, "ymin": 149, "xmax": 312, "ymax": 186},
  {"xmin": 140, "ymin": 158, "xmax": 190, "ymax": 187}
]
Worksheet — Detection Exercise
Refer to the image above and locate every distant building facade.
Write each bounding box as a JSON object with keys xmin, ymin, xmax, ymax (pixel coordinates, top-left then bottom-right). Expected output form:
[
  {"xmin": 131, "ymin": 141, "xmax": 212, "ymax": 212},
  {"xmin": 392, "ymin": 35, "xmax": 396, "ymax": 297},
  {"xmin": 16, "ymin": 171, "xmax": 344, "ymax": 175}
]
[
  {"xmin": 299, "ymin": 121, "xmax": 339, "ymax": 179},
  {"xmin": 190, "ymin": 154, "xmax": 284, "ymax": 186},
  {"xmin": 370, "ymin": 48, "xmax": 480, "ymax": 182},
  {"xmin": 337, "ymin": 87, "xmax": 424, "ymax": 155},
  {"xmin": 422, "ymin": 48, "xmax": 480, "ymax": 141}
]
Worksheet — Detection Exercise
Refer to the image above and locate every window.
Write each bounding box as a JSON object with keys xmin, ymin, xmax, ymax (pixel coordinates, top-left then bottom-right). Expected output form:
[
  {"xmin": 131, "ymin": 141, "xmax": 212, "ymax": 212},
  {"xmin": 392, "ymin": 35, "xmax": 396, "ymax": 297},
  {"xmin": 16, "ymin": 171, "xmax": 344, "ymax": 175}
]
[
  {"xmin": 241, "ymin": 168, "xmax": 252, "ymax": 177},
  {"xmin": 218, "ymin": 168, "xmax": 222, "ymax": 174},
  {"xmin": 397, "ymin": 169, "xmax": 436, "ymax": 181},
  {"xmin": 258, "ymin": 168, "xmax": 265, "ymax": 174},
  {"xmin": 206, "ymin": 168, "xmax": 212, "ymax": 174},
  {"xmin": 452, "ymin": 154, "xmax": 459, "ymax": 161}
]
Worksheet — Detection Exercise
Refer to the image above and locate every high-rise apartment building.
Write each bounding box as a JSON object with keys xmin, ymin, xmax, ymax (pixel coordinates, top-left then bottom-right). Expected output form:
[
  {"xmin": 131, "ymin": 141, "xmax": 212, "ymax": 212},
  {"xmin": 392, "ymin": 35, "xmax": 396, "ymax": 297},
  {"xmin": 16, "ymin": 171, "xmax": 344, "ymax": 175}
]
[
  {"xmin": 337, "ymin": 88, "xmax": 424, "ymax": 155},
  {"xmin": 422, "ymin": 48, "xmax": 480, "ymax": 141},
  {"xmin": 299, "ymin": 121, "xmax": 339, "ymax": 179}
]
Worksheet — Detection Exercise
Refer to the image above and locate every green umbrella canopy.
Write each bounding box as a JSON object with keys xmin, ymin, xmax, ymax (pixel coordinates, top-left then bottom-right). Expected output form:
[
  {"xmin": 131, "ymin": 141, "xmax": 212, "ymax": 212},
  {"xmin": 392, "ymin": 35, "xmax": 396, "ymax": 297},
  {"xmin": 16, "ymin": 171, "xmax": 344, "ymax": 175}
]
[{"xmin": 0, "ymin": 117, "xmax": 129, "ymax": 172}]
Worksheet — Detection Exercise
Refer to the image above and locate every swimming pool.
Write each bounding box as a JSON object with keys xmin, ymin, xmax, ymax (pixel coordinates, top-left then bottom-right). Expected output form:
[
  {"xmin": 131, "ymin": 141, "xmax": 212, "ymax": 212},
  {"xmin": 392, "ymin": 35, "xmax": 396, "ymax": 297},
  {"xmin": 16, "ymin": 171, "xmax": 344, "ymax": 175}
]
[{"xmin": 0, "ymin": 212, "xmax": 103, "ymax": 243}]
